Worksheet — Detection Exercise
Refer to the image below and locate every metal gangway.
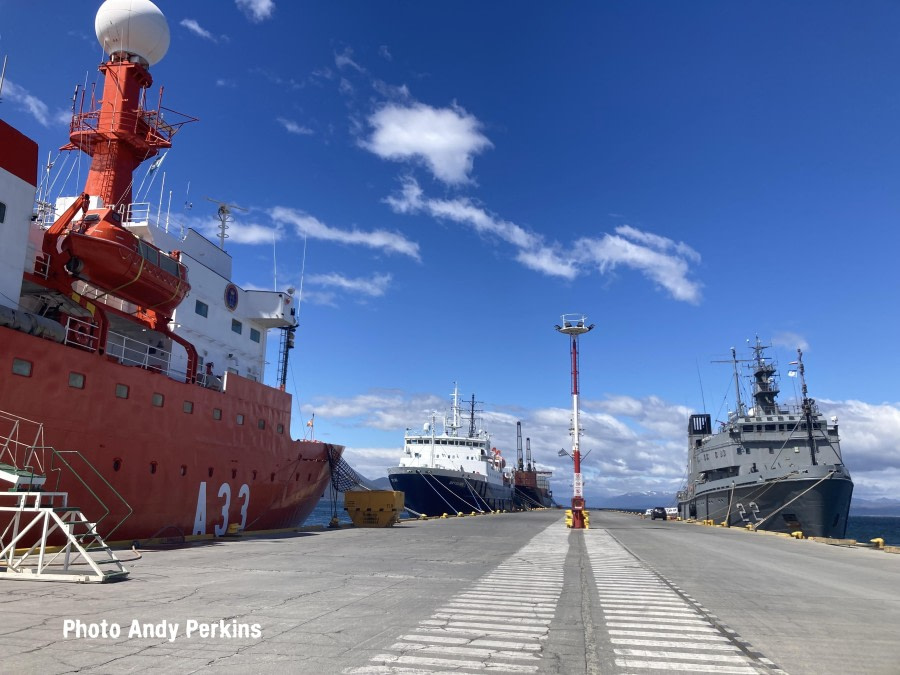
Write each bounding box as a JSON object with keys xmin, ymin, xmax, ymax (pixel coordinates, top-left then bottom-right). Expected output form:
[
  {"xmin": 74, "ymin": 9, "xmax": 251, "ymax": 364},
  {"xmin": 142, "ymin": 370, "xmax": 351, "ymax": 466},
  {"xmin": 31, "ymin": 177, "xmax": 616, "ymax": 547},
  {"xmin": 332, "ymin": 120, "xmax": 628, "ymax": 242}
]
[{"xmin": 0, "ymin": 411, "xmax": 128, "ymax": 583}]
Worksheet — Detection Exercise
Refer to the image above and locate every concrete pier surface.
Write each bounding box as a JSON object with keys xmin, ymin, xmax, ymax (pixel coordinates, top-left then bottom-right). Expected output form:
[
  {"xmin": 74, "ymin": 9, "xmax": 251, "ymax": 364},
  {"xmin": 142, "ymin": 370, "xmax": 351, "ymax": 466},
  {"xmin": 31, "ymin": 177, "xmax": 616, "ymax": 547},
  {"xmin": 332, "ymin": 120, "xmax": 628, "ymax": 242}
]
[{"xmin": 2, "ymin": 510, "xmax": 898, "ymax": 674}]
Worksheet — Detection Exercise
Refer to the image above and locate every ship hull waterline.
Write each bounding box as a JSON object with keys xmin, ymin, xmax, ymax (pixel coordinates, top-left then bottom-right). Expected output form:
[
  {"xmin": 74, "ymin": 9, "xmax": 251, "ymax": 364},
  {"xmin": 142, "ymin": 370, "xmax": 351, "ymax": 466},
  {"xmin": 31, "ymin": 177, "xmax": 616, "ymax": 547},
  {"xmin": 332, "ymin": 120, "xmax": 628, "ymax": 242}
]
[
  {"xmin": 678, "ymin": 474, "xmax": 854, "ymax": 539},
  {"xmin": 388, "ymin": 467, "xmax": 515, "ymax": 516}
]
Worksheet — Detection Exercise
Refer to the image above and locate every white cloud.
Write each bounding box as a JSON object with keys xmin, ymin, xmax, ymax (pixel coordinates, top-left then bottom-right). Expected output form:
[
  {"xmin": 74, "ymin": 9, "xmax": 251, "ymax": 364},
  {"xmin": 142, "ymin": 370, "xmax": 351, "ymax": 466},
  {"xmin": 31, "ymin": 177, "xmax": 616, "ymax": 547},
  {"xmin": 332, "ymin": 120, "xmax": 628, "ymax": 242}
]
[
  {"xmin": 574, "ymin": 227, "xmax": 702, "ymax": 303},
  {"xmin": 270, "ymin": 206, "xmax": 420, "ymax": 260},
  {"xmin": 236, "ymin": 0, "xmax": 275, "ymax": 22},
  {"xmin": 216, "ymin": 78, "xmax": 237, "ymax": 88},
  {"xmin": 364, "ymin": 102, "xmax": 492, "ymax": 185},
  {"xmin": 2, "ymin": 80, "xmax": 54, "ymax": 127},
  {"xmin": 276, "ymin": 117, "xmax": 313, "ymax": 135},
  {"xmin": 385, "ymin": 177, "xmax": 698, "ymax": 297},
  {"xmin": 191, "ymin": 216, "xmax": 281, "ymax": 245},
  {"xmin": 378, "ymin": 45, "xmax": 393, "ymax": 61},
  {"xmin": 772, "ymin": 331, "xmax": 810, "ymax": 352},
  {"xmin": 307, "ymin": 272, "xmax": 392, "ymax": 298},
  {"xmin": 180, "ymin": 18, "xmax": 217, "ymax": 42},
  {"xmin": 335, "ymin": 47, "xmax": 364, "ymax": 73}
]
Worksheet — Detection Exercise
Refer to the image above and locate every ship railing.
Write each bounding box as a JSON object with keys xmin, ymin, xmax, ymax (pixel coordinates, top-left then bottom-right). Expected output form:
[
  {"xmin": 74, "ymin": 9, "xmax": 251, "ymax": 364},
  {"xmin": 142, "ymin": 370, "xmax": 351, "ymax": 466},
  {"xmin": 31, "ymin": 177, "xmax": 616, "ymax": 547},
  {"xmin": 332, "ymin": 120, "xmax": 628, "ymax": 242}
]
[
  {"xmin": 47, "ymin": 449, "xmax": 133, "ymax": 542},
  {"xmin": 124, "ymin": 202, "xmax": 186, "ymax": 238},
  {"xmin": 64, "ymin": 316, "xmax": 100, "ymax": 353},
  {"xmin": 104, "ymin": 330, "xmax": 172, "ymax": 375},
  {"xmin": 0, "ymin": 410, "xmax": 46, "ymax": 479}
]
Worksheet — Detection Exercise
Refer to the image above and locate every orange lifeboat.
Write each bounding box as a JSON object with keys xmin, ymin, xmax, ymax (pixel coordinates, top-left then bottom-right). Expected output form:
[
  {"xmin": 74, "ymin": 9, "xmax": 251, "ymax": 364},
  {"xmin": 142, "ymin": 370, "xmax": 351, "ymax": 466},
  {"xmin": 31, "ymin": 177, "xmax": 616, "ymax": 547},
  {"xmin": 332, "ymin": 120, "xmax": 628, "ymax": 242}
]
[{"xmin": 58, "ymin": 207, "xmax": 190, "ymax": 316}]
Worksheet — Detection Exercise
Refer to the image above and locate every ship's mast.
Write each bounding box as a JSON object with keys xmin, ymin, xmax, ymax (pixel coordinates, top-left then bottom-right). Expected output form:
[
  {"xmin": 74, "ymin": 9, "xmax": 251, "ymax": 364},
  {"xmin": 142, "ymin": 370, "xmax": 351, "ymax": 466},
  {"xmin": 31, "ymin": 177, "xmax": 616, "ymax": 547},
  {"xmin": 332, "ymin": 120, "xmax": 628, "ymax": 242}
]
[
  {"xmin": 468, "ymin": 394, "xmax": 477, "ymax": 438},
  {"xmin": 794, "ymin": 349, "xmax": 819, "ymax": 467},
  {"xmin": 749, "ymin": 337, "xmax": 779, "ymax": 415},
  {"xmin": 526, "ymin": 437, "xmax": 532, "ymax": 471},
  {"xmin": 712, "ymin": 348, "xmax": 749, "ymax": 419}
]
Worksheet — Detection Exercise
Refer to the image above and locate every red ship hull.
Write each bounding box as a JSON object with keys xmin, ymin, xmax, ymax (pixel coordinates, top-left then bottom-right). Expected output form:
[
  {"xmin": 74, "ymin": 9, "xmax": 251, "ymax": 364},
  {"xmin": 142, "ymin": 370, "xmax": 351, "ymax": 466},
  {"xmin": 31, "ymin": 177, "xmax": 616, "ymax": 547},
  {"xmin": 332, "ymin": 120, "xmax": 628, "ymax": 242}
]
[{"xmin": 0, "ymin": 327, "xmax": 340, "ymax": 543}]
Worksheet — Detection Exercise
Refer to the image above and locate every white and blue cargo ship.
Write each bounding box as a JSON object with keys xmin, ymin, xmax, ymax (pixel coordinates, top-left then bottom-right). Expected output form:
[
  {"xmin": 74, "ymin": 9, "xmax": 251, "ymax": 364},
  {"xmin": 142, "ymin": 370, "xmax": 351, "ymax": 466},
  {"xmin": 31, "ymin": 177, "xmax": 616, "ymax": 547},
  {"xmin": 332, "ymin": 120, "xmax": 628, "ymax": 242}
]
[{"xmin": 388, "ymin": 385, "xmax": 515, "ymax": 516}]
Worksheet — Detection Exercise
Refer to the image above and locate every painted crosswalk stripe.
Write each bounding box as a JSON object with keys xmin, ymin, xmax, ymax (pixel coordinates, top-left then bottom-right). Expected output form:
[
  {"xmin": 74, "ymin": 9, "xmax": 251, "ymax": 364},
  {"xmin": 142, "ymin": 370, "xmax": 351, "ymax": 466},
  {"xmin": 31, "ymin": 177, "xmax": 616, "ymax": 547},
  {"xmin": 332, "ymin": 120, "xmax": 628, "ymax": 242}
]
[
  {"xmin": 585, "ymin": 528, "xmax": 783, "ymax": 675},
  {"xmin": 346, "ymin": 522, "xmax": 567, "ymax": 674}
]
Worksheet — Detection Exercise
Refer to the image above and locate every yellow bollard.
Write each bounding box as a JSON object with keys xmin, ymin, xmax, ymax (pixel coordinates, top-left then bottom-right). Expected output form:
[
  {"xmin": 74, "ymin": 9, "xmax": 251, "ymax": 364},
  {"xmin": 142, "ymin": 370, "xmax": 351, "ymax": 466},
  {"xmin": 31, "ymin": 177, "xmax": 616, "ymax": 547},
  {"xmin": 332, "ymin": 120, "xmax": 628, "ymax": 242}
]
[
  {"xmin": 471, "ymin": 512, "xmax": 477, "ymax": 516},
  {"xmin": 791, "ymin": 531, "xmax": 804, "ymax": 539},
  {"xmin": 871, "ymin": 537, "xmax": 885, "ymax": 550},
  {"xmin": 583, "ymin": 511, "xmax": 590, "ymax": 529},
  {"xmin": 441, "ymin": 513, "xmax": 448, "ymax": 519}
]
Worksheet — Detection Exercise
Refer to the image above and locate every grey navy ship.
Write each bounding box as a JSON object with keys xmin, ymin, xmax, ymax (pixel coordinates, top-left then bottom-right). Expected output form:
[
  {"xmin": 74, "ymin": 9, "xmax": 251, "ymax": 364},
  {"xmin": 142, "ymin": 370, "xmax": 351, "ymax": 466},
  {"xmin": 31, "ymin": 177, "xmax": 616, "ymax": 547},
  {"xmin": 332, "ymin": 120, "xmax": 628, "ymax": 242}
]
[
  {"xmin": 388, "ymin": 385, "xmax": 515, "ymax": 516},
  {"xmin": 677, "ymin": 339, "xmax": 853, "ymax": 538}
]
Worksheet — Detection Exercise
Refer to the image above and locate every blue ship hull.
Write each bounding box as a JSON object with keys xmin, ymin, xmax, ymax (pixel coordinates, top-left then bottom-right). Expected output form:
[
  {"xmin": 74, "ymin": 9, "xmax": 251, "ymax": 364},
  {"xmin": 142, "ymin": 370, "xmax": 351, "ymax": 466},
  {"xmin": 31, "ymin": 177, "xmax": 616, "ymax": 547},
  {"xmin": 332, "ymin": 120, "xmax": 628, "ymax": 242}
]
[{"xmin": 389, "ymin": 468, "xmax": 515, "ymax": 516}]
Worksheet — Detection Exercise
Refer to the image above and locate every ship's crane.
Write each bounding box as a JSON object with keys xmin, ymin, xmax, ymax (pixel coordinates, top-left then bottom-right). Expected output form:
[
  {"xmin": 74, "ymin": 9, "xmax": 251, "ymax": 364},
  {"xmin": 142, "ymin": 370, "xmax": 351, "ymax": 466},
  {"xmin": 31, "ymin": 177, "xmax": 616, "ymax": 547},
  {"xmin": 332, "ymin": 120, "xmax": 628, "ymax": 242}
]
[
  {"xmin": 205, "ymin": 197, "xmax": 247, "ymax": 249},
  {"xmin": 516, "ymin": 421, "xmax": 524, "ymax": 471}
]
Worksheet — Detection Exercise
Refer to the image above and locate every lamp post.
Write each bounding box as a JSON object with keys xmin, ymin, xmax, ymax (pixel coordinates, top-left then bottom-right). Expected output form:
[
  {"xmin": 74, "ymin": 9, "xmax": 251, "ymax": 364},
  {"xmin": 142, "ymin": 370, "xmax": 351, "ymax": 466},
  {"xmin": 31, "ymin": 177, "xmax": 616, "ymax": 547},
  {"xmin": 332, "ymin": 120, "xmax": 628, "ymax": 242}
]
[{"xmin": 555, "ymin": 314, "xmax": 594, "ymax": 529}]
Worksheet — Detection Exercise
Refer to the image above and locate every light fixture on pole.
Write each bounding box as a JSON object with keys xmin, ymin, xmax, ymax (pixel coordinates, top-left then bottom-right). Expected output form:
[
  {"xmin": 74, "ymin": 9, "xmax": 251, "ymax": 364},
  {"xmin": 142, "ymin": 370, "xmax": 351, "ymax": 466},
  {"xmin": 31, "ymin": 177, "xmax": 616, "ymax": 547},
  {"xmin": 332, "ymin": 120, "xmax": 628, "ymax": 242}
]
[{"xmin": 554, "ymin": 314, "xmax": 594, "ymax": 529}]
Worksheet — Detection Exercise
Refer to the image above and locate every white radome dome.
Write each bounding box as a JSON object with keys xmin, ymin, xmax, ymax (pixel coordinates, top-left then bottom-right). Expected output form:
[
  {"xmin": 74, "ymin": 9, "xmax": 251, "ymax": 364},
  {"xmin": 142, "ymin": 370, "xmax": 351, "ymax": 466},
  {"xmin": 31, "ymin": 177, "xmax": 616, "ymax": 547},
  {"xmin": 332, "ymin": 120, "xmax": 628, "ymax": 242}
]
[{"xmin": 95, "ymin": 0, "xmax": 170, "ymax": 66}]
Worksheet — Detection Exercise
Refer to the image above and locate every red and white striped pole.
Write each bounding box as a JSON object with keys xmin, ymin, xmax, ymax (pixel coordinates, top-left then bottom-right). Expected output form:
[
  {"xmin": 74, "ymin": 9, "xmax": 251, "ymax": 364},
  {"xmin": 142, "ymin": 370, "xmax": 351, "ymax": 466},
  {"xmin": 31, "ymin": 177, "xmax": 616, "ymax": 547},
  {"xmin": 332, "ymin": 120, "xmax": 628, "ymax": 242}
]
[{"xmin": 555, "ymin": 314, "xmax": 593, "ymax": 529}]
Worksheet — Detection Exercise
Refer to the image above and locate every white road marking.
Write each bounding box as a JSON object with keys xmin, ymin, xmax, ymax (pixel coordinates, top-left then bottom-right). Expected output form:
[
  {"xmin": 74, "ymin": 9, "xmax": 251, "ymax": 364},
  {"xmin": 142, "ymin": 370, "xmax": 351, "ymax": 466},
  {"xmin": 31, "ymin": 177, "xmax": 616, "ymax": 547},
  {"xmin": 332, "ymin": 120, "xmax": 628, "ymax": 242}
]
[
  {"xmin": 613, "ymin": 659, "xmax": 759, "ymax": 673},
  {"xmin": 347, "ymin": 522, "xmax": 567, "ymax": 674},
  {"xmin": 585, "ymin": 528, "xmax": 777, "ymax": 675}
]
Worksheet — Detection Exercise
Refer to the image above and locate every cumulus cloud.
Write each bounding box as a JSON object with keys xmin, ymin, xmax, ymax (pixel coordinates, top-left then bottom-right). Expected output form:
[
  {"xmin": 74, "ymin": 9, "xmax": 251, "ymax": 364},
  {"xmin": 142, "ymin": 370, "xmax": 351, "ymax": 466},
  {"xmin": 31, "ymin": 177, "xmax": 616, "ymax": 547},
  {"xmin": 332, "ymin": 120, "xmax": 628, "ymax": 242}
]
[
  {"xmin": 270, "ymin": 206, "xmax": 420, "ymax": 260},
  {"xmin": 180, "ymin": 18, "xmax": 217, "ymax": 42},
  {"xmin": 236, "ymin": 0, "xmax": 274, "ymax": 22},
  {"xmin": 276, "ymin": 117, "xmax": 313, "ymax": 135},
  {"xmin": 363, "ymin": 102, "xmax": 492, "ymax": 185},
  {"xmin": 308, "ymin": 389, "xmax": 693, "ymax": 502},
  {"xmin": 386, "ymin": 177, "xmax": 699, "ymax": 298}
]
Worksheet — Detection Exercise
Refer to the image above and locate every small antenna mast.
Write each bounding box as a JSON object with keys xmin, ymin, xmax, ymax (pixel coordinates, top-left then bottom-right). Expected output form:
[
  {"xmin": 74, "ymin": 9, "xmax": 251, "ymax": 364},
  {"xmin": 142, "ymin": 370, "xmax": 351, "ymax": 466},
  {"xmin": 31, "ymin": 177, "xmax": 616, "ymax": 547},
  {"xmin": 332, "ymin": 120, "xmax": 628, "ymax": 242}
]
[
  {"xmin": 712, "ymin": 347, "xmax": 750, "ymax": 417},
  {"xmin": 0, "ymin": 55, "xmax": 7, "ymax": 101},
  {"xmin": 205, "ymin": 196, "xmax": 247, "ymax": 249}
]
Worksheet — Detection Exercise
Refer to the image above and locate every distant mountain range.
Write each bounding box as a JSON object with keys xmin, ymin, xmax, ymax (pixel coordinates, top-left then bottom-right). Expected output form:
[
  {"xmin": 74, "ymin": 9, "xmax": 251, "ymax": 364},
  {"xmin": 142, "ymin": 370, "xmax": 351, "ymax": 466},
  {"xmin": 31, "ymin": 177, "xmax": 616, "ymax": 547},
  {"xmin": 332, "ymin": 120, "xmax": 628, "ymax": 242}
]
[{"xmin": 849, "ymin": 497, "xmax": 900, "ymax": 517}]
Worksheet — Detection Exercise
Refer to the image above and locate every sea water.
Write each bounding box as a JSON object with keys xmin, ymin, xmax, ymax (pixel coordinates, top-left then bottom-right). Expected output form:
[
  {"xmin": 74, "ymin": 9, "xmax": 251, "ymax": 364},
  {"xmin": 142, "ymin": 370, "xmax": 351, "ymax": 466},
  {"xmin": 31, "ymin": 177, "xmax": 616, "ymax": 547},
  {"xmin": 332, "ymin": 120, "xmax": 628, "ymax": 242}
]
[{"xmin": 845, "ymin": 515, "xmax": 900, "ymax": 546}]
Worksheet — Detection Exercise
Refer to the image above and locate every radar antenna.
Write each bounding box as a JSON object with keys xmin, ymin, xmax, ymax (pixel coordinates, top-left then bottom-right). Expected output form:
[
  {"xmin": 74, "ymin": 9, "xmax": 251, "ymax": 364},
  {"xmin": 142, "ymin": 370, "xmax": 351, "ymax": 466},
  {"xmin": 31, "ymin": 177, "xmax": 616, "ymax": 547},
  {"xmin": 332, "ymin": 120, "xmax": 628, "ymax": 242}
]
[{"xmin": 205, "ymin": 196, "xmax": 247, "ymax": 249}]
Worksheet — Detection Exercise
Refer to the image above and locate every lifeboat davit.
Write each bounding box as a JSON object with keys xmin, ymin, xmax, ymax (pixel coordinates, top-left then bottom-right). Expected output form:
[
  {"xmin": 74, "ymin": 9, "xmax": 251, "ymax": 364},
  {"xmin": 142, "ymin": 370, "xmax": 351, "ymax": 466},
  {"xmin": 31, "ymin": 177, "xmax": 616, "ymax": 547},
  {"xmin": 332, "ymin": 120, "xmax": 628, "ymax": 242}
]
[{"xmin": 59, "ymin": 207, "xmax": 190, "ymax": 316}]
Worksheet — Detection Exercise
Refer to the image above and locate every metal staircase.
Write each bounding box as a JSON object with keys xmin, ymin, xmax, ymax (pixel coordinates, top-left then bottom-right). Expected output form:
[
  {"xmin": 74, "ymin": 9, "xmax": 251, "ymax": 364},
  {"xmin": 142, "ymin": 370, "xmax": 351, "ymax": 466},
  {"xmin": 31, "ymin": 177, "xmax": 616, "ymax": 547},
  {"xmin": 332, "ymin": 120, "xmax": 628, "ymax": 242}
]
[{"xmin": 0, "ymin": 411, "xmax": 128, "ymax": 583}]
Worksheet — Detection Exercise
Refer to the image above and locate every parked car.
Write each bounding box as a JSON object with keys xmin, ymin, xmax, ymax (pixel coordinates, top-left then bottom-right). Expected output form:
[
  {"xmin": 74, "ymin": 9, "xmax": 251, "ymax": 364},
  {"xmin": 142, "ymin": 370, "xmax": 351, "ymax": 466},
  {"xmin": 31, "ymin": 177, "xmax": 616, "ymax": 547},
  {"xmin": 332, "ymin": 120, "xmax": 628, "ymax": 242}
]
[
  {"xmin": 650, "ymin": 507, "xmax": 667, "ymax": 520},
  {"xmin": 643, "ymin": 508, "xmax": 652, "ymax": 518}
]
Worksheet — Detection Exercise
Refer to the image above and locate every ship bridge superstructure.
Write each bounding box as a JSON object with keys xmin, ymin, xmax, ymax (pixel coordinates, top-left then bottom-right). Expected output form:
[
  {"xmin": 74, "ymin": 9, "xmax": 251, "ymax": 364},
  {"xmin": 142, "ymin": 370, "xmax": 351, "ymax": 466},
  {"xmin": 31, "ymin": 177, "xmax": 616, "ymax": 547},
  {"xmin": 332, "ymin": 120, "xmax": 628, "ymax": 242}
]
[{"xmin": 398, "ymin": 385, "xmax": 506, "ymax": 485}]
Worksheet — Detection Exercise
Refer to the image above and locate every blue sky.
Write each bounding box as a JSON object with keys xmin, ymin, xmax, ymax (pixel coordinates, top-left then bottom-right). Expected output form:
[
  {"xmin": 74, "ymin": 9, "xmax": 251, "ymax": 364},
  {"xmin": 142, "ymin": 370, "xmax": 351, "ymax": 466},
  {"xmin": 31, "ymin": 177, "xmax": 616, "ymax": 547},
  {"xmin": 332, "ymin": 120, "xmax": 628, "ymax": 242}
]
[{"xmin": 2, "ymin": 1, "xmax": 899, "ymax": 503}]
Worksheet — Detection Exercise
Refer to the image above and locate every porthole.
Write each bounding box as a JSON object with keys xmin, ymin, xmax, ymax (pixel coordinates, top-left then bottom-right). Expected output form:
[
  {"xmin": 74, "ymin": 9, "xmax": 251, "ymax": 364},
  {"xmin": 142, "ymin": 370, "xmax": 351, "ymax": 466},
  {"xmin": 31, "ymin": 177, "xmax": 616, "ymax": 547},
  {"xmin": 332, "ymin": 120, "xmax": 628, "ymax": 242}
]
[
  {"xmin": 69, "ymin": 372, "xmax": 86, "ymax": 389},
  {"xmin": 12, "ymin": 358, "xmax": 32, "ymax": 377},
  {"xmin": 116, "ymin": 383, "xmax": 129, "ymax": 399},
  {"xmin": 208, "ymin": 467, "xmax": 214, "ymax": 478},
  {"xmin": 180, "ymin": 464, "xmax": 187, "ymax": 476},
  {"xmin": 113, "ymin": 458, "xmax": 122, "ymax": 472},
  {"xmin": 213, "ymin": 408, "xmax": 222, "ymax": 420},
  {"xmin": 152, "ymin": 393, "xmax": 164, "ymax": 407},
  {"xmin": 150, "ymin": 461, "xmax": 158, "ymax": 475},
  {"xmin": 270, "ymin": 472, "xmax": 275, "ymax": 482},
  {"xmin": 258, "ymin": 419, "xmax": 265, "ymax": 430},
  {"xmin": 231, "ymin": 469, "xmax": 237, "ymax": 479},
  {"xmin": 236, "ymin": 414, "xmax": 244, "ymax": 425},
  {"xmin": 183, "ymin": 400, "xmax": 194, "ymax": 414},
  {"xmin": 252, "ymin": 470, "xmax": 257, "ymax": 480}
]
